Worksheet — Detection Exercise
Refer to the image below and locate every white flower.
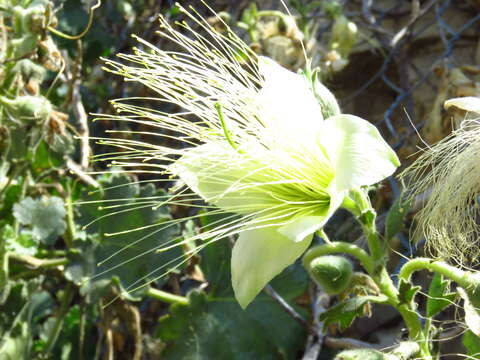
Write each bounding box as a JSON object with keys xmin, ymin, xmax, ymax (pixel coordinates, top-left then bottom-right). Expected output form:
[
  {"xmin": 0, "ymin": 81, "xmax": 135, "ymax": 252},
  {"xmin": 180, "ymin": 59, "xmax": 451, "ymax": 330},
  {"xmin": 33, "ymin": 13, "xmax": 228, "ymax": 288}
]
[{"xmin": 96, "ymin": 5, "xmax": 399, "ymax": 308}]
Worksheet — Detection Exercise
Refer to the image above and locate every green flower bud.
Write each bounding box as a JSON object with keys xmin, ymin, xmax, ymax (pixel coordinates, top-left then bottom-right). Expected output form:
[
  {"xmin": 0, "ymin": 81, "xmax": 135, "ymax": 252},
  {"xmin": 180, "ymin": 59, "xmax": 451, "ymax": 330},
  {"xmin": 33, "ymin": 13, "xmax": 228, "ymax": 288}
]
[
  {"xmin": 310, "ymin": 70, "xmax": 341, "ymax": 119},
  {"xmin": 308, "ymin": 255, "xmax": 353, "ymax": 295},
  {"xmin": 330, "ymin": 15, "xmax": 358, "ymax": 58},
  {"xmin": 335, "ymin": 349, "xmax": 385, "ymax": 360},
  {"xmin": 0, "ymin": 95, "xmax": 52, "ymax": 123}
]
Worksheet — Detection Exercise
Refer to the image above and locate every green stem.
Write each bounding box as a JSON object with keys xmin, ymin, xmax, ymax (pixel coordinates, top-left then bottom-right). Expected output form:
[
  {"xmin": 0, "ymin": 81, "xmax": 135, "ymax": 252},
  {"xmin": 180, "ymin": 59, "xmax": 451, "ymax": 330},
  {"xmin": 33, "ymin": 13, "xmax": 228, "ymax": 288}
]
[
  {"xmin": 398, "ymin": 258, "xmax": 470, "ymax": 288},
  {"xmin": 302, "ymin": 241, "xmax": 374, "ymax": 274},
  {"xmin": 342, "ymin": 189, "xmax": 431, "ymax": 357},
  {"xmin": 315, "ymin": 229, "xmax": 331, "ymax": 243},
  {"xmin": 146, "ymin": 287, "xmax": 189, "ymax": 305},
  {"xmin": 48, "ymin": 0, "xmax": 101, "ymax": 40},
  {"xmin": 214, "ymin": 102, "xmax": 240, "ymax": 152},
  {"xmin": 64, "ymin": 183, "xmax": 76, "ymax": 248},
  {"xmin": 362, "ymin": 220, "xmax": 384, "ymax": 264},
  {"xmin": 44, "ymin": 283, "xmax": 75, "ymax": 355},
  {"xmin": 9, "ymin": 253, "xmax": 69, "ymax": 268}
]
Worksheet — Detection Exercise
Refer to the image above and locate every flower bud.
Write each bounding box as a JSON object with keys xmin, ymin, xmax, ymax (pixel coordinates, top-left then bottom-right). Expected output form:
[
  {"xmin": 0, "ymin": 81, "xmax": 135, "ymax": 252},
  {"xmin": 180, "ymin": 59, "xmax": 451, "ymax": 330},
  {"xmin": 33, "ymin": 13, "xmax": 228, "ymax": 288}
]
[
  {"xmin": 308, "ymin": 255, "xmax": 353, "ymax": 295},
  {"xmin": 330, "ymin": 15, "xmax": 358, "ymax": 58}
]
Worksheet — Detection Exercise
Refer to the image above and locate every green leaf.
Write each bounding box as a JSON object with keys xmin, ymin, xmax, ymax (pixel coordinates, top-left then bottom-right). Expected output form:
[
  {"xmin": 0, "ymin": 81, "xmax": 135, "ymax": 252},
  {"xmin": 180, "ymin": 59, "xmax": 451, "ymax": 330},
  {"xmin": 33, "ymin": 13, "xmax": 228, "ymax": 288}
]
[
  {"xmin": 319, "ymin": 295, "xmax": 388, "ymax": 331},
  {"xmin": 398, "ymin": 279, "xmax": 421, "ymax": 307},
  {"xmin": 159, "ymin": 209, "xmax": 310, "ymax": 359},
  {"xmin": 459, "ymin": 287, "xmax": 480, "ymax": 336},
  {"xmin": 0, "ymin": 182, "xmax": 22, "ymax": 224},
  {"xmin": 2, "ymin": 224, "xmax": 37, "ymax": 256},
  {"xmin": 0, "ymin": 278, "xmax": 51, "ymax": 360},
  {"xmin": 240, "ymin": 2, "xmax": 257, "ymax": 26},
  {"xmin": 157, "ymin": 290, "xmax": 307, "ymax": 360},
  {"xmin": 73, "ymin": 172, "xmax": 182, "ymax": 294},
  {"xmin": 385, "ymin": 193, "xmax": 411, "ymax": 241},
  {"xmin": 426, "ymin": 273, "xmax": 456, "ymax": 317},
  {"xmin": 463, "ymin": 330, "xmax": 480, "ymax": 357},
  {"xmin": 13, "ymin": 196, "xmax": 66, "ymax": 245}
]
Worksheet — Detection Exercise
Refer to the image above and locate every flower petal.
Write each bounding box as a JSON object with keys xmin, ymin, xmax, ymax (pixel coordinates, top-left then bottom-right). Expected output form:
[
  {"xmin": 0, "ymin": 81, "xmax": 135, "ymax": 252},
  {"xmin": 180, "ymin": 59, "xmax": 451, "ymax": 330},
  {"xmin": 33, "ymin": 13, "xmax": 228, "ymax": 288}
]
[
  {"xmin": 319, "ymin": 114, "xmax": 400, "ymax": 191},
  {"xmin": 256, "ymin": 57, "xmax": 324, "ymax": 146},
  {"xmin": 171, "ymin": 142, "xmax": 280, "ymax": 214},
  {"xmin": 444, "ymin": 96, "xmax": 480, "ymax": 114},
  {"xmin": 170, "ymin": 142, "xmax": 271, "ymax": 213},
  {"xmin": 231, "ymin": 224, "xmax": 314, "ymax": 309},
  {"xmin": 278, "ymin": 191, "xmax": 345, "ymax": 242}
]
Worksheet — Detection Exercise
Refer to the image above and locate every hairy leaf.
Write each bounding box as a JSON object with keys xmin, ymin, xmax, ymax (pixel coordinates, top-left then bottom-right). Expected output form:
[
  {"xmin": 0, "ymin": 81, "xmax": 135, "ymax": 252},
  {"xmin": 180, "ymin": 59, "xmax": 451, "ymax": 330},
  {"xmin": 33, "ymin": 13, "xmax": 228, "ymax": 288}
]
[{"xmin": 13, "ymin": 196, "xmax": 66, "ymax": 245}]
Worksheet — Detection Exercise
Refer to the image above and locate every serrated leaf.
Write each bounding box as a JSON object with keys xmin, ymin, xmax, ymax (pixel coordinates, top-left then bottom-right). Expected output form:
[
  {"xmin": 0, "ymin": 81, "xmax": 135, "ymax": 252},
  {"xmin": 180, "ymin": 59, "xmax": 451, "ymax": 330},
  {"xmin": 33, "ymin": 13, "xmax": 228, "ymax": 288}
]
[
  {"xmin": 385, "ymin": 193, "xmax": 410, "ymax": 241},
  {"xmin": 463, "ymin": 330, "xmax": 480, "ymax": 357},
  {"xmin": 426, "ymin": 273, "xmax": 456, "ymax": 317},
  {"xmin": 13, "ymin": 196, "xmax": 66, "ymax": 245},
  {"xmin": 157, "ymin": 290, "xmax": 307, "ymax": 360},
  {"xmin": 319, "ymin": 295, "xmax": 388, "ymax": 331}
]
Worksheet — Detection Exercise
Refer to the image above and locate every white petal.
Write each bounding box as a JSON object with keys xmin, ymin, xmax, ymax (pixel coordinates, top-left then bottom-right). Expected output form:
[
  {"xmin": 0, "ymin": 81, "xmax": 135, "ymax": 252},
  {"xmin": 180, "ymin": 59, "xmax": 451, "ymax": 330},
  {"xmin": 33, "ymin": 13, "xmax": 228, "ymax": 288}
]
[
  {"xmin": 256, "ymin": 57, "xmax": 324, "ymax": 147},
  {"xmin": 444, "ymin": 97, "xmax": 480, "ymax": 114},
  {"xmin": 171, "ymin": 142, "xmax": 278, "ymax": 214},
  {"xmin": 319, "ymin": 114, "xmax": 400, "ymax": 191},
  {"xmin": 231, "ymin": 224, "xmax": 313, "ymax": 309}
]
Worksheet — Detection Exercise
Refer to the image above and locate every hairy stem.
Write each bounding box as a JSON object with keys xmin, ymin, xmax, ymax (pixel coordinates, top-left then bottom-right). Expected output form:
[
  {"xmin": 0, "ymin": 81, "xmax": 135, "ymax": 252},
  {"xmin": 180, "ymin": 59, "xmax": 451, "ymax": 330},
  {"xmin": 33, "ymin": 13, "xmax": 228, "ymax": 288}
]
[
  {"xmin": 341, "ymin": 189, "xmax": 431, "ymax": 357},
  {"xmin": 303, "ymin": 241, "xmax": 374, "ymax": 274},
  {"xmin": 398, "ymin": 257, "xmax": 470, "ymax": 287}
]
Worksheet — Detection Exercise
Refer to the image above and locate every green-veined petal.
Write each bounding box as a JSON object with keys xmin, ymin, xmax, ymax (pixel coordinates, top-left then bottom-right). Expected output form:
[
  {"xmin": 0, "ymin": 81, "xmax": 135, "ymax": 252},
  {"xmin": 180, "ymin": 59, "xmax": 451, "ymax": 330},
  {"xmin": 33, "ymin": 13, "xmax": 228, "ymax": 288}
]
[
  {"xmin": 171, "ymin": 142, "xmax": 277, "ymax": 213},
  {"xmin": 319, "ymin": 114, "xmax": 400, "ymax": 191},
  {"xmin": 231, "ymin": 190, "xmax": 345, "ymax": 309}
]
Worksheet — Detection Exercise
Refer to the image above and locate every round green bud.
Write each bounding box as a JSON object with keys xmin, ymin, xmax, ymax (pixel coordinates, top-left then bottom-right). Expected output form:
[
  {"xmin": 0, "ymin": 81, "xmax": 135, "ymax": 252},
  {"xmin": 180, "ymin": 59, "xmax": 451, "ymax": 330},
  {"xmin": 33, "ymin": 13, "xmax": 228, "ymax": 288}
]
[
  {"xmin": 308, "ymin": 255, "xmax": 353, "ymax": 295},
  {"xmin": 335, "ymin": 349, "xmax": 385, "ymax": 360}
]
